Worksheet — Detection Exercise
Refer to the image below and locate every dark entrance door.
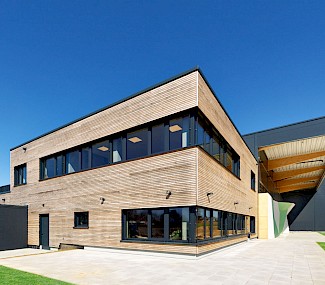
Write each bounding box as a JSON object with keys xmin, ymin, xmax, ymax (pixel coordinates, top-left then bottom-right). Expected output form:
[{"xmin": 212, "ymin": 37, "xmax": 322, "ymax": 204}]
[{"xmin": 39, "ymin": 214, "xmax": 49, "ymax": 250}]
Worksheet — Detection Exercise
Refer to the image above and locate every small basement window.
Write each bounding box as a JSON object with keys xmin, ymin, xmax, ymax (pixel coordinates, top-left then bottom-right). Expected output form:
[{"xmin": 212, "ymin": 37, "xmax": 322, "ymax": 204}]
[{"xmin": 74, "ymin": 212, "xmax": 89, "ymax": 228}]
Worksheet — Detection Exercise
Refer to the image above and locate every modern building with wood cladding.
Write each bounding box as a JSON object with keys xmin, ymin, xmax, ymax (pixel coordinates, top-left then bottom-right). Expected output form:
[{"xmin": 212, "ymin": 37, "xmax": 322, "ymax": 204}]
[{"xmin": 1, "ymin": 68, "xmax": 259, "ymax": 255}]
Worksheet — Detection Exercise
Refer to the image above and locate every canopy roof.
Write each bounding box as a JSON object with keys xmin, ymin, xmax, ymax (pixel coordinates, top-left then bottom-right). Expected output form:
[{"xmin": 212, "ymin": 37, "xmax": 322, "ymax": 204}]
[{"xmin": 259, "ymin": 135, "xmax": 325, "ymax": 193}]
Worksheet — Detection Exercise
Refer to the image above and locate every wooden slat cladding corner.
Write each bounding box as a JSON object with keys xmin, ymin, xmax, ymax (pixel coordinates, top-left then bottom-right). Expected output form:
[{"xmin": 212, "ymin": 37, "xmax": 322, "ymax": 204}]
[{"xmin": 197, "ymin": 149, "xmax": 257, "ymax": 218}]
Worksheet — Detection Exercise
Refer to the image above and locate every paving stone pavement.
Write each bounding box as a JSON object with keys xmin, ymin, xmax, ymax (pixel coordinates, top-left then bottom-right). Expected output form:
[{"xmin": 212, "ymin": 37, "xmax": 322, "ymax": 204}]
[{"xmin": 0, "ymin": 232, "xmax": 325, "ymax": 285}]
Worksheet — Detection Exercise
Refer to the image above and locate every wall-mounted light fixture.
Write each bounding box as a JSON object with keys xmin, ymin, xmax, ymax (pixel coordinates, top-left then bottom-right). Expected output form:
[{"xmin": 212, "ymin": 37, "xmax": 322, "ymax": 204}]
[
  {"xmin": 42, "ymin": 204, "xmax": 45, "ymax": 207},
  {"xmin": 2, "ymin": 198, "xmax": 5, "ymax": 203},
  {"xmin": 249, "ymin": 206, "xmax": 253, "ymax": 210},
  {"xmin": 166, "ymin": 191, "xmax": 171, "ymax": 199},
  {"xmin": 100, "ymin": 197, "xmax": 105, "ymax": 204},
  {"xmin": 234, "ymin": 201, "xmax": 239, "ymax": 205},
  {"xmin": 207, "ymin": 192, "xmax": 213, "ymax": 202},
  {"xmin": 23, "ymin": 147, "xmax": 27, "ymax": 152}
]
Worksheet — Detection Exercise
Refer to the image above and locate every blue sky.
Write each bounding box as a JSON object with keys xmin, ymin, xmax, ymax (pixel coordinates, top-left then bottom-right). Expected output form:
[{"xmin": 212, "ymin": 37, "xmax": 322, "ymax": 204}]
[{"xmin": 1, "ymin": 1, "xmax": 324, "ymax": 185}]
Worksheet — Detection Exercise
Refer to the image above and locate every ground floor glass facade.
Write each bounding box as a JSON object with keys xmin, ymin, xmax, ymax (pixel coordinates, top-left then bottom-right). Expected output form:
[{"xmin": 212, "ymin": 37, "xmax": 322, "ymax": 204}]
[{"xmin": 122, "ymin": 206, "xmax": 254, "ymax": 244}]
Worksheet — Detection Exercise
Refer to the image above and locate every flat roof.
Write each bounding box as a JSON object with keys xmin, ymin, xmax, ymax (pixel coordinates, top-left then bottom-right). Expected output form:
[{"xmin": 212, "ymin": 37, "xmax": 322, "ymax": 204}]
[{"xmin": 243, "ymin": 116, "xmax": 325, "ymax": 137}]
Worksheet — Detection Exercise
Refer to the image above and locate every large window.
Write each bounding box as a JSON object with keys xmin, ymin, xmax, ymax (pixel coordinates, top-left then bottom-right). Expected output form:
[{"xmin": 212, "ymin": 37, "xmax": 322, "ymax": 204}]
[
  {"xmin": 14, "ymin": 164, "xmax": 27, "ymax": 186},
  {"xmin": 212, "ymin": 210, "xmax": 222, "ymax": 238},
  {"xmin": 74, "ymin": 212, "xmax": 89, "ymax": 228},
  {"xmin": 66, "ymin": 150, "xmax": 80, "ymax": 173},
  {"xmin": 123, "ymin": 206, "xmax": 191, "ymax": 242},
  {"xmin": 127, "ymin": 129, "xmax": 148, "ymax": 160},
  {"xmin": 44, "ymin": 157, "xmax": 55, "ymax": 179},
  {"xmin": 196, "ymin": 208, "xmax": 205, "ymax": 240},
  {"xmin": 227, "ymin": 213, "xmax": 236, "ymax": 236},
  {"xmin": 92, "ymin": 140, "xmax": 110, "ymax": 167},
  {"xmin": 56, "ymin": 155, "xmax": 64, "ymax": 176},
  {"xmin": 169, "ymin": 116, "xmax": 189, "ymax": 150},
  {"xmin": 123, "ymin": 206, "xmax": 249, "ymax": 244},
  {"xmin": 151, "ymin": 124, "xmax": 165, "ymax": 154},
  {"xmin": 151, "ymin": 209, "xmax": 164, "ymax": 239},
  {"xmin": 112, "ymin": 137, "xmax": 122, "ymax": 163},
  {"xmin": 82, "ymin": 147, "xmax": 91, "ymax": 170},
  {"xmin": 169, "ymin": 207, "xmax": 189, "ymax": 241},
  {"xmin": 126, "ymin": 209, "xmax": 148, "ymax": 239}
]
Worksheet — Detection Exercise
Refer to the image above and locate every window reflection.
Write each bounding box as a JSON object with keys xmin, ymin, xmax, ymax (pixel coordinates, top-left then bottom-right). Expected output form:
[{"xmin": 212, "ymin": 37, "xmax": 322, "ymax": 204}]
[
  {"xmin": 14, "ymin": 164, "xmax": 27, "ymax": 186},
  {"xmin": 196, "ymin": 208, "xmax": 205, "ymax": 240},
  {"xmin": 66, "ymin": 150, "xmax": 80, "ymax": 173},
  {"xmin": 204, "ymin": 132, "xmax": 211, "ymax": 153},
  {"xmin": 169, "ymin": 208, "xmax": 189, "ymax": 241},
  {"xmin": 151, "ymin": 209, "xmax": 164, "ymax": 239},
  {"xmin": 197, "ymin": 121, "xmax": 204, "ymax": 147},
  {"xmin": 82, "ymin": 147, "xmax": 91, "ymax": 170},
  {"xmin": 169, "ymin": 117, "xmax": 189, "ymax": 150},
  {"xmin": 212, "ymin": 136, "xmax": 221, "ymax": 162},
  {"xmin": 227, "ymin": 213, "xmax": 235, "ymax": 236},
  {"xmin": 56, "ymin": 155, "xmax": 64, "ymax": 176},
  {"xmin": 112, "ymin": 137, "xmax": 122, "ymax": 162},
  {"xmin": 44, "ymin": 157, "xmax": 55, "ymax": 179},
  {"xmin": 92, "ymin": 140, "xmax": 109, "ymax": 168},
  {"xmin": 152, "ymin": 124, "xmax": 165, "ymax": 154},
  {"xmin": 127, "ymin": 209, "xmax": 148, "ymax": 239},
  {"xmin": 225, "ymin": 150, "xmax": 234, "ymax": 172},
  {"xmin": 212, "ymin": 210, "xmax": 222, "ymax": 238},
  {"xmin": 205, "ymin": 209, "xmax": 211, "ymax": 238},
  {"xmin": 127, "ymin": 129, "xmax": 148, "ymax": 160}
]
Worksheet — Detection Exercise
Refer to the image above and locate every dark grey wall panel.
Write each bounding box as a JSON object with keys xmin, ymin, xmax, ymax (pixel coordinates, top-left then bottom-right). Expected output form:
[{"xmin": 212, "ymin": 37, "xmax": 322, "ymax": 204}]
[
  {"xmin": 314, "ymin": 179, "xmax": 325, "ymax": 230},
  {"xmin": 281, "ymin": 190, "xmax": 315, "ymax": 226},
  {"xmin": 290, "ymin": 197, "xmax": 315, "ymax": 230},
  {"xmin": 0, "ymin": 205, "xmax": 28, "ymax": 251}
]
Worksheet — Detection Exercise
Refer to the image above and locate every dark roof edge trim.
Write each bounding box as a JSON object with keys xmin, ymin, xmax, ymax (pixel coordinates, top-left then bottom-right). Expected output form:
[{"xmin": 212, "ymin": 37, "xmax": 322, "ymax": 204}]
[
  {"xmin": 197, "ymin": 70, "xmax": 258, "ymax": 162},
  {"xmin": 243, "ymin": 115, "xmax": 325, "ymax": 137},
  {"xmin": 11, "ymin": 66, "xmax": 200, "ymax": 151}
]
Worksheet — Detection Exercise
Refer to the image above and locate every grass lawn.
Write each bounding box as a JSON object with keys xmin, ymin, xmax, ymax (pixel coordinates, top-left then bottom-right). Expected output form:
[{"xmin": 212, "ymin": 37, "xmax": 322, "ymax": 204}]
[
  {"xmin": 0, "ymin": 265, "xmax": 73, "ymax": 285},
  {"xmin": 317, "ymin": 242, "xmax": 325, "ymax": 251},
  {"xmin": 319, "ymin": 232, "xmax": 325, "ymax": 236}
]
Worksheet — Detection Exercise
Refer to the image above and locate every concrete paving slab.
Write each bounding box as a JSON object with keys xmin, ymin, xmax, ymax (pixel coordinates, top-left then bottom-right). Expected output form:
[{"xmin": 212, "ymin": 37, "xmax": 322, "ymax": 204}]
[
  {"xmin": 0, "ymin": 232, "xmax": 324, "ymax": 284},
  {"xmin": 0, "ymin": 248, "xmax": 53, "ymax": 259}
]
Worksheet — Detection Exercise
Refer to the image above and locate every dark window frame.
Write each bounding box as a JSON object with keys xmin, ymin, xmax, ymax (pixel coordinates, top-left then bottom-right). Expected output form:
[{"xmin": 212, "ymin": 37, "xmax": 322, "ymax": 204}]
[
  {"xmin": 251, "ymin": 171, "xmax": 256, "ymax": 191},
  {"xmin": 14, "ymin": 163, "xmax": 27, "ymax": 186},
  {"xmin": 122, "ymin": 206, "xmax": 248, "ymax": 245},
  {"xmin": 122, "ymin": 206, "xmax": 194, "ymax": 244},
  {"xmin": 74, "ymin": 211, "xmax": 89, "ymax": 229},
  {"xmin": 195, "ymin": 112, "xmax": 240, "ymax": 178}
]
